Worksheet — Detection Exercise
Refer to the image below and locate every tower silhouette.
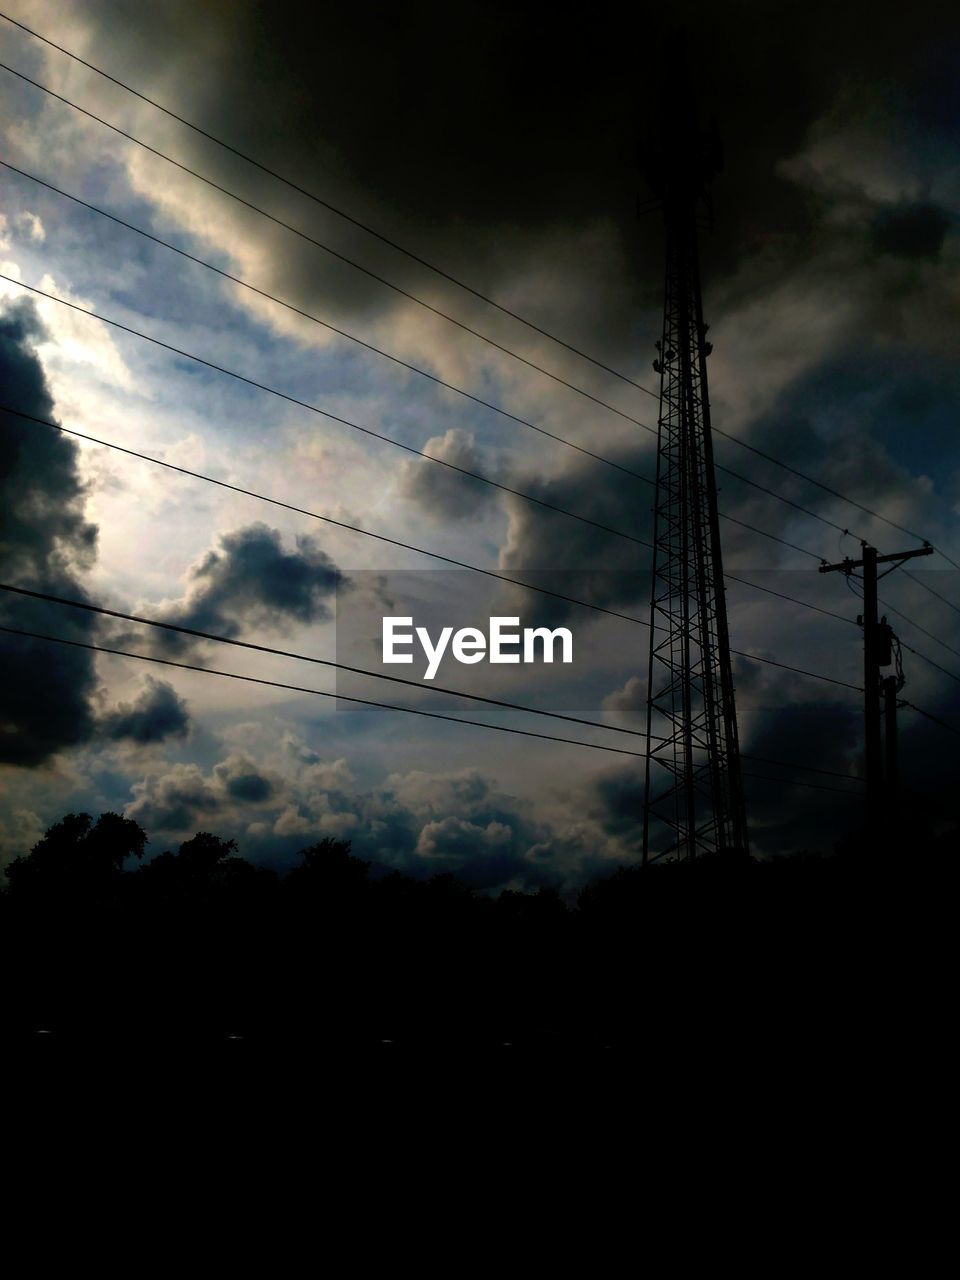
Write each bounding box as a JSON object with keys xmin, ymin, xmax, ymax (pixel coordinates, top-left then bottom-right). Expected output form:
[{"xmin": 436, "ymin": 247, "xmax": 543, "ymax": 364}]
[{"xmin": 641, "ymin": 54, "xmax": 749, "ymax": 863}]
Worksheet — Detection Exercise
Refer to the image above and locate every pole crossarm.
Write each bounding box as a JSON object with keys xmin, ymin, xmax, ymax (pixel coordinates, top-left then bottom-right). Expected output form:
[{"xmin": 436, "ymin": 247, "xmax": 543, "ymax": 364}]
[{"xmin": 818, "ymin": 544, "xmax": 933, "ymax": 575}]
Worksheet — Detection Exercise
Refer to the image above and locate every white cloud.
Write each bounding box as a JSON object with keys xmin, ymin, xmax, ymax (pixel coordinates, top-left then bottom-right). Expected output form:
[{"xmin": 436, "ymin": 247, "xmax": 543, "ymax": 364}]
[
  {"xmin": 33, "ymin": 272, "xmax": 134, "ymax": 390},
  {"xmin": 16, "ymin": 212, "xmax": 45, "ymax": 243},
  {"xmin": 0, "ymin": 808, "xmax": 45, "ymax": 870}
]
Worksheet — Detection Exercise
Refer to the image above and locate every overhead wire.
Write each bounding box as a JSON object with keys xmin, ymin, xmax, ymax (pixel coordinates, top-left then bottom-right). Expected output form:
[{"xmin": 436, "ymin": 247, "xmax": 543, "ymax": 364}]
[
  {"xmin": 0, "ymin": 272, "xmax": 653, "ymax": 552},
  {"xmin": 817, "ymin": 564, "xmax": 960, "ymax": 682},
  {"xmin": 898, "ymin": 638, "xmax": 960, "ymax": 689},
  {"xmin": 3, "ymin": 2, "xmax": 952, "ymax": 584},
  {"xmin": 3, "ymin": 56, "xmax": 956, "ymax": 575},
  {"xmin": 707, "ymin": 428, "xmax": 931, "ymax": 546},
  {"xmin": 0, "ymin": 158, "xmax": 821, "ymax": 563},
  {"xmin": 0, "ymin": 579, "xmax": 656, "ymax": 741},
  {"xmin": 0, "ymin": 277, "xmax": 865, "ymax": 636},
  {"xmin": 902, "ymin": 568, "xmax": 960, "ymax": 619},
  {"xmin": 0, "ymin": 620, "xmax": 865, "ymax": 793},
  {"xmin": 0, "ymin": 8, "xmax": 663, "ymax": 396},
  {"xmin": 0, "ymin": 17, "xmax": 950, "ymax": 807},
  {"xmin": 0, "ymin": 622, "xmax": 647, "ymax": 760},
  {"xmin": 0, "ymin": 61, "xmax": 661, "ymax": 426},
  {"xmin": 0, "ymin": 590, "xmax": 866, "ymax": 784},
  {"xmin": 0, "ymin": 403, "xmax": 865, "ymax": 694},
  {"xmin": 0, "ymin": 159, "xmax": 658, "ymax": 491},
  {"xmin": 877, "ymin": 596, "xmax": 960, "ymax": 664},
  {"xmin": 0, "ymin": 3, "xmax": 951, "ymax": 581},
  {"xmin": 901, "ymin": 701, "xmax": 960, "ymax": 737}
]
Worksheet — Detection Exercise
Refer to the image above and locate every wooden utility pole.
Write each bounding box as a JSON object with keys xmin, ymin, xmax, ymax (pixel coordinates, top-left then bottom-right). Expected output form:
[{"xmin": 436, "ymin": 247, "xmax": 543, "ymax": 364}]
[
  {"xmin": 883, "ymin": 674, "xmax": 899, "ymax": 803},
  {"xmin": 819, "ymin": 541, "xmax": 932, "ymax": 834}
]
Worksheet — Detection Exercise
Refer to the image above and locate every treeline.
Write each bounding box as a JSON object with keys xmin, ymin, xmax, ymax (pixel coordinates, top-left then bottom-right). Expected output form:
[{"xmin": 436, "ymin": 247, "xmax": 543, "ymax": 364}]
[{"xmin": 1, "ymin": 811, "xmax": 952, "ymax": 1049}]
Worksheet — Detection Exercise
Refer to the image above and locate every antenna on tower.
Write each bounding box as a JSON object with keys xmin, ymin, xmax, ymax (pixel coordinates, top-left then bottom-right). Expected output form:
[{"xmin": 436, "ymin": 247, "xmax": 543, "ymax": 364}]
[{"xmin": 641, "ymin": 35, "xmax": 749, "ymax": 863}]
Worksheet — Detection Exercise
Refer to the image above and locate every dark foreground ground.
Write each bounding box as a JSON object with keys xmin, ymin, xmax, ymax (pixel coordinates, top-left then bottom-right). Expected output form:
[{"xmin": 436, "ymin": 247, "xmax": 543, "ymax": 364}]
[
  {"xmin": 3, "ymin": 818, "xmax": 949, "ymax": 1238},
  {"xmin": 1, "ymin": 816, "xmax": 951, "ymax": 1113}
]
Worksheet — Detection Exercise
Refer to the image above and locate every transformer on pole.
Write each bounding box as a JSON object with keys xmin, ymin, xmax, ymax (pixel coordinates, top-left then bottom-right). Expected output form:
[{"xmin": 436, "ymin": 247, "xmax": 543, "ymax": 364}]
[{"xmin": 641, "ymin": 52, "xmax": 749, "ymax": 863}]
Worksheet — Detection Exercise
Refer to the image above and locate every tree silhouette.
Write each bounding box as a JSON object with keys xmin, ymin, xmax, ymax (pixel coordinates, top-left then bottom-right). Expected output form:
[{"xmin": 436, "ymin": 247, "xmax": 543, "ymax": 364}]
[
  {"xmin": 5, "ymin": 811, "xmax": 146, "ymax": 898},
  {"xmin": 0, "ymin": 805, "xmax": 937, "ymax": 1052}
]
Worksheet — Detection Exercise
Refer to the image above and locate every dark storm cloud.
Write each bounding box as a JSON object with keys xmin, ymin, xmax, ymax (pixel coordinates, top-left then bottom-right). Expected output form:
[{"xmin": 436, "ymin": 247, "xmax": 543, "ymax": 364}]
[
  {"xmin": 56, "ymin": 0, "xmax": 957, "ymax": 352},
  {"xmin": 153, "ymin": 522, "xmax": 345, "ymax": 651},
  {"xmin": 585, "ymin": 705, "xmax": 866, "ymax": 860},
  {"xmin": 100, "ymin": 677, "xmax": 190, "ymax": 745},
  {"xmin": 224, "ymin": 772, "xmax": 272, "ymax": 803},
  {"xmin": 736, "ymin": 349, "xmax": 959, "ymax": 543},
  {"xmin": 872, "ymin": 203, "xmax": 953, "ymax": 261},
  {"xmin": 495, "ymin": 444, "xmax": 652, "ymax": 624},
  {"xmin": 398, "ymin": 429, "xmax": 499, "ymax": 521},
  {"xmin": 589, "ymin": 766, "xmax": 646, "ymax": 853},
  {"xmin": 3, "ymin": 0, "xmax": 957, "ymax": 868},
  {"xmin": 213, "ymin": 754, "xmax": 273, "ymax": 804},
  {"xmin": 748, "ymin": 701, "xmax": 860, "ymax": 781},
  {"xmin": 500, "ymin": 451, "xmax": 650, "ymax": 561},
  {"xmin": 736, "ymin": 700, "xmax": 863, "ymax": 854},
  {"xmin": 0, "ymin": 298, "xmax": 99, "ymax": 766},
  {"xmin": 587, "ymin": 665, "xmax": 871, "ymax": 858},
  {"xmin": 0, "ymin": 302, "xmax": 96, "ymax": 576}
]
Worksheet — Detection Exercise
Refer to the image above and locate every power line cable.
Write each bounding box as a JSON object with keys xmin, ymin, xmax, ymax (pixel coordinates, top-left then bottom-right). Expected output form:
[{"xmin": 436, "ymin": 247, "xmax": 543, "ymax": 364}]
[
  {"xmin": 0, "ymin": 403, "xmax": 865, "ymax": 694},
  {"xmin": 1, "ymin": 3, "xmax": 950, "ymax": 581},
  {"xmin": 898, "ymin": 638, "xmax": 960, "ymax": 689},
  {"xmin": 878, "ymin": 596, "xmax": 960, "ymax": 664},
  {"xmin": 0, "ymin": 618, "xmax": 865, "ymax": 787},
  {"xmin": 3, "ymin": 58, "xmax": 950, "ymax": 568},
  {"xmin": 822, "ymin": 568, "xmax": 960, "ymax": 680},
  {"xmin": 0, "ymin": 159, "xmax": 658, "ymax": 491},
  {"xmin": 0, "ymin": 9, "xmax": 662, "ymax": 397},
  {"xmin": 708, "ymin": 429, "xmax": 930, "ymax": 545},
  {"xmin": 742, "ymin": 759, "xmax": 862, "ymax": 782},
  {"xmin": 0, "ymin": 19, "xmax": 941, "ymax": 791},
  {"xmin": 0, "ymin": 278, "xmax": 861, "ymax": 633},
  {"xmin": 902, "ymin": 568, "xmax": 960, "ymax": 619},
  {"xmin": 4, "ymin": 4, "xmax": 951, "ymax": 581},
  {"xmin": 0, "ymin": 622, "xmax": 645, "ymax": 760},
  {"xmin": 739, "ymin": 773, "xmax": 864, "ymax": 797},
  {"xmin": 1, "ymin": 580, "xmax": 868, "ymax": 775},
  {"xmin": 929, "ymin": 548, "xmax": 960, "ymax": 574},
  {"xmin": 717, "ymin": 514, "xmax": 822, "ymax": 562},
  {"xmin": 901, "ymin": 701, "xmax": 960, "ymax": 737},
  {"xmin": 0, "ymin": 61, "xmax": 661, "ymax": 425},
  {"xmin": 0, "ymin": 273, "xmax": 651, "ymax": 551},
  {"xmin": 0, "ymin": 579, "xmax": 651, "ymax": 742},
  {"xmin": 724, "ymin": 572, "xmax": 856, "ymax": 627},
  {"xmin": 0, "ymin": 159, "xmax": 821, "ymax": 563}
]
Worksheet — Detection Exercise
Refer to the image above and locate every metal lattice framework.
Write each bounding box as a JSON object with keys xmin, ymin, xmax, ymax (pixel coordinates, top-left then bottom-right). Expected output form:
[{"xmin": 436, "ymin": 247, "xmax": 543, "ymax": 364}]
[{"xmin": 641, "ymin": 113, "xmax": 748, "ymax": 863}]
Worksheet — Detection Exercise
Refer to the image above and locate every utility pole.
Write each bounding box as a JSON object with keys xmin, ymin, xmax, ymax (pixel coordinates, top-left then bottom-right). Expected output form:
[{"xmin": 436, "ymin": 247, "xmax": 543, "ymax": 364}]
[
  {"xmin": 640, "ymin": 40, "xmax": 748, "ymax": 863},
  {"xmin": 819, "ymin": 541, "xmax": 932, "ymax": 834},
  {"xmin": 883, "ymin": 674, "xmax": 899, "ymax": 804}
]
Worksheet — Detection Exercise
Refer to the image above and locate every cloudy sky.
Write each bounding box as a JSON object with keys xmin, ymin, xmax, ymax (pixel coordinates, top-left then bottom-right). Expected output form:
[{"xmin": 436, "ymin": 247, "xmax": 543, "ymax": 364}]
[{"xmin": 1, "ymin": 0, "xmax": 958, "ymax": 887}]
